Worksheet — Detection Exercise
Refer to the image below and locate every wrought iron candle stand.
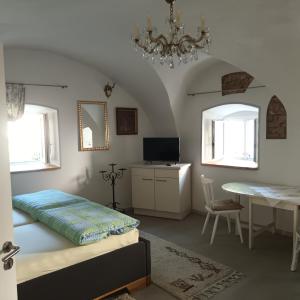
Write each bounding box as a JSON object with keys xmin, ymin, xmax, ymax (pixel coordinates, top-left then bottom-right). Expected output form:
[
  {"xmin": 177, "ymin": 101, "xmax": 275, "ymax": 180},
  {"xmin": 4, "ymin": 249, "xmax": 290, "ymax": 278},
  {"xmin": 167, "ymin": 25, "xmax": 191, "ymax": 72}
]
[{"xmin": 99, "ymin": 163, "xmax": 127, "ymax": 211}]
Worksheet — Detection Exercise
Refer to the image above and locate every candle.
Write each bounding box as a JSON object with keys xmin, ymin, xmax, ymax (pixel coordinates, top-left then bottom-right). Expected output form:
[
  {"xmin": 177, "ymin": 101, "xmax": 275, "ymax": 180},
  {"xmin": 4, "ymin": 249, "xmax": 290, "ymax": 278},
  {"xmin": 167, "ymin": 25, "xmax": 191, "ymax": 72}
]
[
  {"xmin": 176, "ymin": 10, "xmax": 181, "ymax": 25},
  {"xmin": 200, "ymin": 16, "xmax": 206, "ymax": 31},
  {"xmin": 147, "ymin": 16, "xmax": 152, "ymax": 31},
  {"xmin": 133, "ymin": 24, "xmax": 140, "ymax": 39}
]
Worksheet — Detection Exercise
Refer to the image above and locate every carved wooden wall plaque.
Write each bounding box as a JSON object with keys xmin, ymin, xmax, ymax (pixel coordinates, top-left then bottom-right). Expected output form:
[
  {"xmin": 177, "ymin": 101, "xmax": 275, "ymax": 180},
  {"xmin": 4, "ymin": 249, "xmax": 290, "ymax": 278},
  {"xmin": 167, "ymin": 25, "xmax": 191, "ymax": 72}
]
[
  {"xmin": 222, "ymin": 72, "xmax": 254, "ymax": 96},
  {"xmin": 266, "ymin": 96, "xmax": 287, "ymax": 139}
]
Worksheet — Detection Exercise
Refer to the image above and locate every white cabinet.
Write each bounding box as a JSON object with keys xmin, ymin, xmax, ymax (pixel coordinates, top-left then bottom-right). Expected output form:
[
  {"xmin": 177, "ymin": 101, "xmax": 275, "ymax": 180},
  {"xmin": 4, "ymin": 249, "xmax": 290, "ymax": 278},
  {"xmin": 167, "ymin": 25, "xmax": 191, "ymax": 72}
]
[
  {"xmin": 131, "ymin": 164, "xmax": 191, "ymax": 220},
  {"xmin": 132, "ymin": 176, "xmax": 155, "ymax": 210}
]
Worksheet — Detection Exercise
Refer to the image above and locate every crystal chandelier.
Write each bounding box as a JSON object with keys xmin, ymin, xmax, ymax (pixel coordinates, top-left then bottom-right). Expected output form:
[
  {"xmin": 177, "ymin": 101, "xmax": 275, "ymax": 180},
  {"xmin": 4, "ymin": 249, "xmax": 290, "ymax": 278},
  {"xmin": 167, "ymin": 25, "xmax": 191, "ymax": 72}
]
[{"xmin": 132, "ymin": 0, "xmax": 211, "ymax": 69}]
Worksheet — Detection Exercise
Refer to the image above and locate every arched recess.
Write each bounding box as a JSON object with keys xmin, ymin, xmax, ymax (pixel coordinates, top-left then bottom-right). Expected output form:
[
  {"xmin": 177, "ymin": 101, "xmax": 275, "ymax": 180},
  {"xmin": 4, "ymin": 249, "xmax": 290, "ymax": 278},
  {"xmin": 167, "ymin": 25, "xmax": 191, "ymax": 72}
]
[{"xmin": 266, "ymin": 96, "xmax": 287, "ymax": 139}]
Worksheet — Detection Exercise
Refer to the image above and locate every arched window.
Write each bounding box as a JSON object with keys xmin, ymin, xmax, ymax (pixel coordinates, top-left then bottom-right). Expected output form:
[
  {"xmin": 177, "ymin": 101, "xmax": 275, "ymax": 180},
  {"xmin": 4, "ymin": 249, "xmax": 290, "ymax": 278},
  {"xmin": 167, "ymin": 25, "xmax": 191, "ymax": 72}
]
[
  {"xmin": 8, "ymin": 104, "xmax": 60, "ymax": 172},
  {"xmin": 202, "ymin": 104, "xmax": 259, "ymax": 169},
  {"xmin": 82, "ymin": 127, "xmax": 93, "ymax": 148}
]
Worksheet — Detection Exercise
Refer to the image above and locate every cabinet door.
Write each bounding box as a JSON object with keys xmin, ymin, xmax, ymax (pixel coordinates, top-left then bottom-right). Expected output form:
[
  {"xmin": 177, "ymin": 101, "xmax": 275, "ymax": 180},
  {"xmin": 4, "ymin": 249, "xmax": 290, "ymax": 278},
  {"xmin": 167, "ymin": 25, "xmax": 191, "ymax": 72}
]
[
  {"xmin": 155, "ymin": 178, "xmax": 180, "ymax": 213},
  {"xmin": 132, "ymin": 176, "xmax": 155, "ymax": 210}
]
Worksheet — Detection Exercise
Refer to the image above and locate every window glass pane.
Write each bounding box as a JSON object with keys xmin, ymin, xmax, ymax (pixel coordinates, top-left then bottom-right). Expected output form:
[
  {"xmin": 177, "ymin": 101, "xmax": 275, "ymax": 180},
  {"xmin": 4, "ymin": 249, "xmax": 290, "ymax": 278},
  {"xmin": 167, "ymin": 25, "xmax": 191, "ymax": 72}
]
[
  {"xmin": 8, "ymin": 113, "xmax": 45, "ymax": 164},
  {"xmin": 245, "ymin": 120, "xmax": 255, "ymax": 161},
  {"xmin": 224, "ymin": 120, "xmax": 244, "ymax": 160},
  {"xmin": 214, "ymin": 121, "xmax": 224, "ymax": 160}
]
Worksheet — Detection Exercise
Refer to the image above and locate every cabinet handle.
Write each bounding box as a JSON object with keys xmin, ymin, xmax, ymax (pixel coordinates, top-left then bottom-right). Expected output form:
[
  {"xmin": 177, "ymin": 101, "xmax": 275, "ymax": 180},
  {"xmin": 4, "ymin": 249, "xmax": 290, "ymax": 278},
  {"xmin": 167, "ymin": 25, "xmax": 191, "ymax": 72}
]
[
  {"xmin": 156, "ymin": 179, "xmax": 167, "ymax": 182},
  {"xmin": 142, "ymin": 178, "xmax": 153, "ymax": 181}
]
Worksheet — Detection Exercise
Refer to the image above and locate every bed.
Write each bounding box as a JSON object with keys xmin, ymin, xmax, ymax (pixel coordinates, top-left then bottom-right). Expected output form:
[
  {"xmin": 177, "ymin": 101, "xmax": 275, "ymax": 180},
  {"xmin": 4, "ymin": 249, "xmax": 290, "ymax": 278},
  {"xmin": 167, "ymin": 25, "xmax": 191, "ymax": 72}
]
[
  {"xmin": 13, "ymin": 209, "xmax": 35, "ymax": 227},
  {"xmin": 13, "ymin": 190, "xmax": 151, "ymax": 300}
]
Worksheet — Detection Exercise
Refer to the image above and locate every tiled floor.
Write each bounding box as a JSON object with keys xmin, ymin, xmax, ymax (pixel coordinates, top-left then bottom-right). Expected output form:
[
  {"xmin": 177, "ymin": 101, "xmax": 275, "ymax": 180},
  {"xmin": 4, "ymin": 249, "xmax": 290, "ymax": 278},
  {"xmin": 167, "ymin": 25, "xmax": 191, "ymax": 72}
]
[{"xmin": 133, "ymin": 214, "xmax": 300, "ymax": 300}]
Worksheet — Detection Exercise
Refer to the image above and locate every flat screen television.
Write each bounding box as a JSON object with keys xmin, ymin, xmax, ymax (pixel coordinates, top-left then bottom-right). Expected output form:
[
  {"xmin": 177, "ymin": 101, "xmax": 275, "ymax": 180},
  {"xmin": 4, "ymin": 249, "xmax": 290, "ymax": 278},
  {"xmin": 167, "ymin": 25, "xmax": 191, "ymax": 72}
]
[{"xmin": 143, "ymin": 137, "xmax": 180, "ymax": 162}]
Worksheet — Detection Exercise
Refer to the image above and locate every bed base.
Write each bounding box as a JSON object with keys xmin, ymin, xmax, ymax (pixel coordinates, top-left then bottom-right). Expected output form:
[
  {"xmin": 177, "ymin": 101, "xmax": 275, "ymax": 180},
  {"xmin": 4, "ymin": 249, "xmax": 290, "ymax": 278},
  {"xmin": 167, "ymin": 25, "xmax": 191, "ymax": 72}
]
[
  {"xmin": 17, "ymin": 237, "xmax": 151, "ymax": 300},
  {"xmin": 95, "ymin": 276, "xmax": 150, "ymax": 299}
]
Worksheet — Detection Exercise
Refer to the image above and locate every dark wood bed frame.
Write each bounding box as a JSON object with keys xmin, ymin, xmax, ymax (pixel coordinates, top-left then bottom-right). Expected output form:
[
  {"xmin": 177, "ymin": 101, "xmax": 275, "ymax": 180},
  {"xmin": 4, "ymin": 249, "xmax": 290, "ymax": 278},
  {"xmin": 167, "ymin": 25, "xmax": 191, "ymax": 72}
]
[{"xmin": 17, "ymin": 237, "xmax": 151, "ymax": 300}]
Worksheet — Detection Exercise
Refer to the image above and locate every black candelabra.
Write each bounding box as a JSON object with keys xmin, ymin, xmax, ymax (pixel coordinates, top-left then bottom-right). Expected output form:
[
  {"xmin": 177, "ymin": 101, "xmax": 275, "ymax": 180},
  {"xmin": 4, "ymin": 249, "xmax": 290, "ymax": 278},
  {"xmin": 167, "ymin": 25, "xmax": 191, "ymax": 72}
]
[{"xmin": 99, "ymin": 163, "xmax": 127, "ymax": 211}]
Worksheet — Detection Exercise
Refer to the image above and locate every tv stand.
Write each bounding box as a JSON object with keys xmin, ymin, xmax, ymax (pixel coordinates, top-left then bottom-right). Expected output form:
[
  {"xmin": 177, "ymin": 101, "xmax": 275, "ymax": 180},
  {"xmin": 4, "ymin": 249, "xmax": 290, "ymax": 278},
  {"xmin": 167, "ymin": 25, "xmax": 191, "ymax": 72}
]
[{"xmin": 131, "ymin": 163, "xmax": 191, "ymax": 220}]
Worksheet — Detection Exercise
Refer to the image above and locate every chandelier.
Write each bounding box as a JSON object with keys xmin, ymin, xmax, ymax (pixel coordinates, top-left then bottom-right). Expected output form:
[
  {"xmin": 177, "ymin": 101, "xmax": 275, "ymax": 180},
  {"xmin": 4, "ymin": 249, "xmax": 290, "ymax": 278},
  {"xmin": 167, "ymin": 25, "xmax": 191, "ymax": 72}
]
[{"xmin": 132, "ymin": 0, "xmax": 211, "ymax": 69}]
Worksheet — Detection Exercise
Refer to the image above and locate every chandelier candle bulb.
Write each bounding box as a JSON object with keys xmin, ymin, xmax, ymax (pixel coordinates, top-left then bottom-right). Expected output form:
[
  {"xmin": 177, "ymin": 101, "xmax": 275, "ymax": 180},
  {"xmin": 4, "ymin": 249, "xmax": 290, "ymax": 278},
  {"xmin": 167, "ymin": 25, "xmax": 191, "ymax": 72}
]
[
  {"xmin": 133, "ymin": 25, "xmax": 140, "ymax": 40},
  {"xmin": 176, "ymin": 10, "xmax": 181, "ymax": 25},
  {"xmin": 147, "ymin": 16, "xmax": 152, "ymax": 31},
  {"xmin": 201, "ymin": 16, "xmax": 205, "ymax": 31}
]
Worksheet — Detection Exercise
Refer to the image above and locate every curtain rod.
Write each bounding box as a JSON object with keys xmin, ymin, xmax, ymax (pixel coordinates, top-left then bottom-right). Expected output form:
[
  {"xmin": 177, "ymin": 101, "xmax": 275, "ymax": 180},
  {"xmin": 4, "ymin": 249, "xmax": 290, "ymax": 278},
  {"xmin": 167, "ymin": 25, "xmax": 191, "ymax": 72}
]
[
  {"xmin": 187, "ymin": 85, "xmax": 266, "ymax": 96},
  {"xmin": 6, "ymin": 82, "xmax": 68, "ymax": 89}
]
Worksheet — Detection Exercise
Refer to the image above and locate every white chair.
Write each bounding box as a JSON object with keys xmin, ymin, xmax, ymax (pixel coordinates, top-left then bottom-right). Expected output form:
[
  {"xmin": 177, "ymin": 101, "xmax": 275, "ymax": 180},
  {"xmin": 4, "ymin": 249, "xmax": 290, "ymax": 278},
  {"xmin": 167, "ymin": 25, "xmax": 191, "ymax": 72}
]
[{"xmin": 201, "ymin": 174, "xmax": 244, "ymax": 245}]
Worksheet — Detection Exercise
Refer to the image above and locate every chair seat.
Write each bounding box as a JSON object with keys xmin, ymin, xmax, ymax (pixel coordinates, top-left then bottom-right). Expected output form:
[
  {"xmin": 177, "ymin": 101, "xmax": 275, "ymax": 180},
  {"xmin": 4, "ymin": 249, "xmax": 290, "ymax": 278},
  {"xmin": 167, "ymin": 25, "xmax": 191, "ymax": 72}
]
[{"xmin": 212, "ymin": 199, "xmax": 244, "ymax": 211}]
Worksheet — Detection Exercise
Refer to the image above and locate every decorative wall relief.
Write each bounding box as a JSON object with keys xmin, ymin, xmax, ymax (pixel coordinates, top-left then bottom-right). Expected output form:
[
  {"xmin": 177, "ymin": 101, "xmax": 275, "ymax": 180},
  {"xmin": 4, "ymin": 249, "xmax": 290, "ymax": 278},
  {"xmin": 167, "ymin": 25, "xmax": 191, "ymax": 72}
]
[
  {"xmin": 221, "ymin": 72, "xmax": 254, "ymax": 96},
  {"xmin": 266, "ymin": 96, "xmax": 287, "ymax": 139}
]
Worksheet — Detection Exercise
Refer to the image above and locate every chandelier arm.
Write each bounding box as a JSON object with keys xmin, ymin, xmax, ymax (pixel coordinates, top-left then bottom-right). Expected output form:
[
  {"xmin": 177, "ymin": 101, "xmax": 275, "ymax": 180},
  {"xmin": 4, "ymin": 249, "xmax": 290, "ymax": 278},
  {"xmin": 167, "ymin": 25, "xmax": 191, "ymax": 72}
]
[
  {"xmin": 134, "ymin": 39, "xmax": 155, "ymax": 54},
  {"xmin": 176, "ymin": 46, "xmax": 183, "ymax": 58},
  {"xmin": 148, "ymin": 31, "xmax": 169, "ymax": 47},
  {"xmin": 178, "ymin": 33, "xmax": 206, "ymax": 45},
  {"xmin": 179, "ymin": 43, "xmax": 189, "ymax": 55},
  {"xmin": 135, "ymin": 38, "xmax": 167, "ymax": 56},
  {"xmin": 148, "ymin": 31, "xmax": 170, "ymax": 57}
]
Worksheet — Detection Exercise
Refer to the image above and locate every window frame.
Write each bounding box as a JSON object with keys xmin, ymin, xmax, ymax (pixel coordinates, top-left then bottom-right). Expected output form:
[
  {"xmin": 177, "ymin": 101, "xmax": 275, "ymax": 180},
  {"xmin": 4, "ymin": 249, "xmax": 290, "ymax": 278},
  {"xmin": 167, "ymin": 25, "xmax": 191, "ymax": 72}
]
[
  {"xmin": 201, "ymin": 102, "xmax": 260, "ymax": 170},
  {"xmin": 9, "ymin": 103, "xmax": 61, "ymax": 173}
]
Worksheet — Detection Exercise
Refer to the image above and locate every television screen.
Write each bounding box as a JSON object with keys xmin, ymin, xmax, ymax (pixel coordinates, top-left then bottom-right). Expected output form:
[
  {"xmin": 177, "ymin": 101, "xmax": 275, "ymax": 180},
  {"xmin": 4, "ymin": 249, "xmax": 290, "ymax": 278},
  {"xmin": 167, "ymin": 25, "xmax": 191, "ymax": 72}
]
[{"xmin": 143, "ymin": 137, "xmax": 180, "ymax": 162}]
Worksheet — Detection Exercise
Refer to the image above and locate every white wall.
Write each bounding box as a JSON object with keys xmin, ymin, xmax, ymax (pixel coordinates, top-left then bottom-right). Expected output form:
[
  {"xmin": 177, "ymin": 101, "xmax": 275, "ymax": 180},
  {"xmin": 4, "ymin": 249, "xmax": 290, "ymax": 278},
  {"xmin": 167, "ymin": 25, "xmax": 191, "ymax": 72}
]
[
  {"xmin": 180, "ymin": 59, "xmax": 293, "ymax": 232},
  {"xmin": 5, "ymin": 48, "xmax": 154, "ymax": 208}
]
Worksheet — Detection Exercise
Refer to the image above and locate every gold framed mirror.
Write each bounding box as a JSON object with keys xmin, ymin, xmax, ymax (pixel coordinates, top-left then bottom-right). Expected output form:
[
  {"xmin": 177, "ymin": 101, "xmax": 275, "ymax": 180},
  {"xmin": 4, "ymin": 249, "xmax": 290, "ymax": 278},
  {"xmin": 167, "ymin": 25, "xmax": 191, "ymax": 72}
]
[{"xmin": 77, "ymin": 100, "xmax": 109, "ymax": 151}]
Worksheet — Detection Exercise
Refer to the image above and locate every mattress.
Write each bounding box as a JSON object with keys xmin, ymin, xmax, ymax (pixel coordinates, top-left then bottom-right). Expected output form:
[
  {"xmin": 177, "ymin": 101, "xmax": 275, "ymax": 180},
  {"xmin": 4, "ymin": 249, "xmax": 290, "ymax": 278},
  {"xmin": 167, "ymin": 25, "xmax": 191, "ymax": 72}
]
[
  {"xmin": 14, "ymin": 223, "xmax": 139, "ymax": 284},
  {"xmin": 13, "ymin": 209, "xmax": 35, "ymax": 227}
]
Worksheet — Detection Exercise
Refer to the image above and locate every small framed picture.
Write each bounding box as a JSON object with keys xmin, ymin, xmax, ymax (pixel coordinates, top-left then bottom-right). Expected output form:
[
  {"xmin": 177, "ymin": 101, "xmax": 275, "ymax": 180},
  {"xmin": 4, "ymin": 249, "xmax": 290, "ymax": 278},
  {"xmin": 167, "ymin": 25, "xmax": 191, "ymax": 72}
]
[{"xmin": 116, "ymin": 107, "xmax": 138, "ymax": 135}]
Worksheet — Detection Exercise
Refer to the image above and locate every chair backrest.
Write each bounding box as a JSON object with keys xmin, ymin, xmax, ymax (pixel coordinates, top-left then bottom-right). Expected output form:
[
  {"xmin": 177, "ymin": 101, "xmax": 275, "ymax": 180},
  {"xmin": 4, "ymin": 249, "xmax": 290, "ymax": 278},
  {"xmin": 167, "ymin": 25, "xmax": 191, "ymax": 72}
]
[{"xmin": 201, "ymin": 174, "xmax": 215, "ymax": 208}]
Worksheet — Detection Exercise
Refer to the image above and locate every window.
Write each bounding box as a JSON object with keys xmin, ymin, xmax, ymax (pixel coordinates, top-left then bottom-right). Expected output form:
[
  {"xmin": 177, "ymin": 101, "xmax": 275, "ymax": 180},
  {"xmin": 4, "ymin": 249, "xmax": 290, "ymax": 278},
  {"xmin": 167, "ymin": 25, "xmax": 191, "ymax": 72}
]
[
  {"xmin": 8, "ymin": 104, "xmax": 60, "ymax": 173},
  {"xmin": 202, "ymin": 104, "xmax": 259, "ymax": 169}
]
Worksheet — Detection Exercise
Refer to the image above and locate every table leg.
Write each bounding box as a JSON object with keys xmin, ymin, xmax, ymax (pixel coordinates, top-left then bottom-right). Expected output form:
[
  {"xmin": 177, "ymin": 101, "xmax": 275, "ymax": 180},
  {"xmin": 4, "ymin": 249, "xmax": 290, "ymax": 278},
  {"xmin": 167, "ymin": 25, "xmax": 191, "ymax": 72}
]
[
  {"xmin": 291, "ymin": 206, "xmax": 299, "ymax": 271},
  {"xmin": 235, "ymin": 194, "xmax": 241, "ymax": 235},
  {"xmin": 272, "ymin": 207, "xmax": 277, "ymax": 234},
  {"xmin": 249, "ymin": 197, "xmax": 253, "ymax": 250}
]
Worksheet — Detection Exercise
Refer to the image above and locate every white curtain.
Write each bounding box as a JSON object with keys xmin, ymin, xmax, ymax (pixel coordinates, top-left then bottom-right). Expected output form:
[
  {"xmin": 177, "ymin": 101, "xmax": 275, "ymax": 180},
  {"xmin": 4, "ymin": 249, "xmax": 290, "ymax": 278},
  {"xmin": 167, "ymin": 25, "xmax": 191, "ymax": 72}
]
[{"xmin": 6, "ymin": 83, "xmax": 25, "ymax": 121}]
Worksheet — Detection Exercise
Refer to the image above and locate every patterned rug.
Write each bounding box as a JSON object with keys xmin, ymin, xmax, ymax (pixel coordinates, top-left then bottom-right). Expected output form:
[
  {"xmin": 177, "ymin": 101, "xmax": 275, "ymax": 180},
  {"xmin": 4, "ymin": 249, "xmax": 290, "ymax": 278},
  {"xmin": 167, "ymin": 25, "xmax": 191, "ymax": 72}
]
[
  {"xmin": 114, "ymin": 293, "xmax": 135, "ymax": 300},
  {"xmin": 140, "ymin": 231, "xmax": 244, "ymax": 300},
  {"xmin": 105, "ymin": 293, "xmax": 135, "ymax": 300}
]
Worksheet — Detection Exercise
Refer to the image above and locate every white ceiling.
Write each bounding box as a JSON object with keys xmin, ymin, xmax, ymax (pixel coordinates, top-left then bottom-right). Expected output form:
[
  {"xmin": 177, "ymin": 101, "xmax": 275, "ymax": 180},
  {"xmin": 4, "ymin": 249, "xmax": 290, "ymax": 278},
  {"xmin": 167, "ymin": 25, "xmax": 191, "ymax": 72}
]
[{"xmin": 1, "ymin": 0, "xmax": 299, "ymax": 135}]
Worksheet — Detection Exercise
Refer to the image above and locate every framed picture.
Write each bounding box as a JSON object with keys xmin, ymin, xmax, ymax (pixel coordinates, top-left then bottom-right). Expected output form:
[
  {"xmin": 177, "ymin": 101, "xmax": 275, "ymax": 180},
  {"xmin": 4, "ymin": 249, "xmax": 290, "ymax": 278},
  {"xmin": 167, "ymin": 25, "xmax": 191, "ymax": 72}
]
[{"xmin": 116, "ymin": 107, "xmax": 138, "ymax": 135}]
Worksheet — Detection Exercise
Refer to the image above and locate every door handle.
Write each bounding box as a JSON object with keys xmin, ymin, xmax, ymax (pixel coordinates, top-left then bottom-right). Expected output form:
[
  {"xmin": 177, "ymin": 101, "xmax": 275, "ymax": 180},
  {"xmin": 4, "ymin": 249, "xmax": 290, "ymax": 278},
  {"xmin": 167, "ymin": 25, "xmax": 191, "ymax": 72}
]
[
  {"xmin": 156, "ymin": 179, "xmax": 167, "ymax": 182},
  {"xmin": 1, "ymin": 241, "xmax": 20, "ymax": 271},
  {"xmin": 142, "ymin": 178, "xmax": 153, "ymax": 181}
]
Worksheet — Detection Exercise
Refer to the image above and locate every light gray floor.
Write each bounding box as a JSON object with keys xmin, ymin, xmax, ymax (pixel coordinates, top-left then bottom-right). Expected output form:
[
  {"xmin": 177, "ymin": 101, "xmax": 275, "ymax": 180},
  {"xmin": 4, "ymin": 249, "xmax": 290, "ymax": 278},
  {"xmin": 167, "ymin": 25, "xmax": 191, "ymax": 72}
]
[{"xmin": 132, "ymin": 214, "xmax": 300, "ymax": 300}]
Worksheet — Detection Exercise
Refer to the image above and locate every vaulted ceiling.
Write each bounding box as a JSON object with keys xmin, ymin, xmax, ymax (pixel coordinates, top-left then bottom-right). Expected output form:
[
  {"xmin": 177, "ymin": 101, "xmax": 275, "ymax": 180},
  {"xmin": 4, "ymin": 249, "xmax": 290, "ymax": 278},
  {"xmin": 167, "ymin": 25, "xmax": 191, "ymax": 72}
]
[{"xmin": 0, "ymin": 0, "xmax": 299, "ymax": 135}]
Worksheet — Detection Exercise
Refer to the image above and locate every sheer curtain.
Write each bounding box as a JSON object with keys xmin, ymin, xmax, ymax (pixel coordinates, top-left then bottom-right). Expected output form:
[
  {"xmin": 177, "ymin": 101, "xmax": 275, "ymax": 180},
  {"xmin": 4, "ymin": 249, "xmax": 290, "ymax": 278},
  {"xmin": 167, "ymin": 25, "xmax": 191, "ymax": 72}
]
[{"xmin": 6, "ymin": 83, "xmax": 25, "ymax": 121}]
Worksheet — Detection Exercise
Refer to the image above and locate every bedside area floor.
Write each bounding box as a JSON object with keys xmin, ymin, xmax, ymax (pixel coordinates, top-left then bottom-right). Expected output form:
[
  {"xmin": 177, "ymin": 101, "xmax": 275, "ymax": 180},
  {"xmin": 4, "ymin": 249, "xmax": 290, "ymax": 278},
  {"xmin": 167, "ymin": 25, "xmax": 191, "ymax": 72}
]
[{"xmin": 133, "ymin": 213, "xmax": 300, "ymax": 300}]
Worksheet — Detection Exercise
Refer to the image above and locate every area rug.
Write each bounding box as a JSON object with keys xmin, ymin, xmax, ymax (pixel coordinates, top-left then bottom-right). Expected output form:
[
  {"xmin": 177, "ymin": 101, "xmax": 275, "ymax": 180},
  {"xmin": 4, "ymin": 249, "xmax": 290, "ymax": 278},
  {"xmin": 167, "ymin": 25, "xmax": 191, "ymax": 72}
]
[
  {"xmin": 105, "ymin": 292, "xmax": 135, "ymax": 300},
  {"xmin": 140, "ymin": 231, "xmax": 244, "ymax": 300},
  {"xmin": 114, "ymin": 293, "xmax": 135, "ymax": 300}
]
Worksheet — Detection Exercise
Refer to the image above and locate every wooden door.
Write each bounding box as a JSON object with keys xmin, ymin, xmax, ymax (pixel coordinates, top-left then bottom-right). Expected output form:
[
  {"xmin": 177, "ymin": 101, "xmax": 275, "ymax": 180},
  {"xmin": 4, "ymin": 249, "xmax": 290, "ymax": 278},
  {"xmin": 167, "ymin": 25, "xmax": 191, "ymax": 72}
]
[{"xmin": 0, "ymin": 45, "xmax": 18, "ymax": 300}]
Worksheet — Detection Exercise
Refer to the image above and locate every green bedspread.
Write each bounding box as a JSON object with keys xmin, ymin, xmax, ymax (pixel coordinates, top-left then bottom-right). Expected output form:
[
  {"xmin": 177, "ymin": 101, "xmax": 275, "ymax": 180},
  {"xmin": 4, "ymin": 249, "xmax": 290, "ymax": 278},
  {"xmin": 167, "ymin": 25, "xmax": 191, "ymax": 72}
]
[
  {"xmin": 12, "ymin": 189, "xmax": 139, "ymax": 245},
  {"xmin": 13, "ymin": 189, "xmax": 88, "ymax": 220},
  {"xmin": 36, "ymin": 201, "xmax": 140, "ymax": 245}
]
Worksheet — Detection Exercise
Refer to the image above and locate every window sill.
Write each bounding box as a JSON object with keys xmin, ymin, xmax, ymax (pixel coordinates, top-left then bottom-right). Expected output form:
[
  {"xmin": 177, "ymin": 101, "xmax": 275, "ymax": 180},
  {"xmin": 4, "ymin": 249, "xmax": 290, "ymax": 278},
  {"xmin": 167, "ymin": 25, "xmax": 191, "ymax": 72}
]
[
  {"xmin": 10, "ymin": 163, "xmax": 61, "ymax": 174},
  {"xmin": 202, "ymin": 159, "xmax": 258, "ymax": 170}
]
